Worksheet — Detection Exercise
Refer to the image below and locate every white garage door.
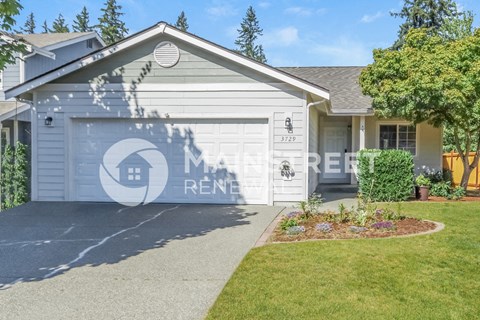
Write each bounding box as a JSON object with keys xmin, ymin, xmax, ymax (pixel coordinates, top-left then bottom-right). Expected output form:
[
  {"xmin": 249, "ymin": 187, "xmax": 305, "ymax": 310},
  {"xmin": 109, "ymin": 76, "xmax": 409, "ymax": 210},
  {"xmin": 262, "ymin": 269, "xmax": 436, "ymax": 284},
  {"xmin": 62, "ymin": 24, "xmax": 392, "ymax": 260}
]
[{"xmin": 72, "ymin": 118, "xmax": 269, "ymax": 204}]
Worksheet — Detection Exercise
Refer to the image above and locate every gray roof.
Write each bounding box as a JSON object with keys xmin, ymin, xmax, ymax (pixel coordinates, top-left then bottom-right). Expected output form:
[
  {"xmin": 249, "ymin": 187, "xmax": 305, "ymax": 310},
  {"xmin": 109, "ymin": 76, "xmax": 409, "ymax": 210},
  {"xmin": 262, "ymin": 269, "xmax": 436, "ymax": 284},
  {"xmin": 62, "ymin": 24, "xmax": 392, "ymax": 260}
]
[
  {"xmin": 279, "ymin": 67, "xmax": 373, "ymax": 113},
  {"xmin": 0, "ymin": 101, "xmax": 18, "ymax": 114},
  {"xmin": 14, "ymin": 32, "xmax": 95, "ymax": 48}
]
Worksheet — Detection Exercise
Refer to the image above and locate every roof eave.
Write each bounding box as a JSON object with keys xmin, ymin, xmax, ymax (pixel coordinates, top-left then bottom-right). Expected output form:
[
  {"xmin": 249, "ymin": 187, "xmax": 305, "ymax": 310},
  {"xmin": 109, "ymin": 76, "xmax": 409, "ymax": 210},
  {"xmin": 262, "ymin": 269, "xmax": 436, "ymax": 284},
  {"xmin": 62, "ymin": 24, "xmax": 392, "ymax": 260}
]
[{"xmin": 6, "ymin": 22, "xmax": 330, "ymax": 101}]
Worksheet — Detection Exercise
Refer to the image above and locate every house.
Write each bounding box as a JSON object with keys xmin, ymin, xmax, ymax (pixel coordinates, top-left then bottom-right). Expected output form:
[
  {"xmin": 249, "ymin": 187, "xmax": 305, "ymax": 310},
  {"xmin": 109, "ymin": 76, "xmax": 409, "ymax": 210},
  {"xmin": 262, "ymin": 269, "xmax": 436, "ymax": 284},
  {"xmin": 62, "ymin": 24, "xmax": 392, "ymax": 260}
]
[
  {"xmin": 5, "ymin": 22, "xmax": 443, "ymax": 206},
  {"xmin": 0, "ymin": 31, "xmax": 104, "ymax": 152}
]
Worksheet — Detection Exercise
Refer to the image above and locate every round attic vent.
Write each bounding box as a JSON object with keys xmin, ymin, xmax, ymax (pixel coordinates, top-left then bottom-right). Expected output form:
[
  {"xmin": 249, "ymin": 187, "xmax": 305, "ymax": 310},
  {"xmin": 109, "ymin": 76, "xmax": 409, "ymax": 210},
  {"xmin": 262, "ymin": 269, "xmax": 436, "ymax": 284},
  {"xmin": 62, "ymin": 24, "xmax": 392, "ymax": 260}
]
[{"xmin": 153, "ymin": 41, "xmax": 180, "ymax": 68}]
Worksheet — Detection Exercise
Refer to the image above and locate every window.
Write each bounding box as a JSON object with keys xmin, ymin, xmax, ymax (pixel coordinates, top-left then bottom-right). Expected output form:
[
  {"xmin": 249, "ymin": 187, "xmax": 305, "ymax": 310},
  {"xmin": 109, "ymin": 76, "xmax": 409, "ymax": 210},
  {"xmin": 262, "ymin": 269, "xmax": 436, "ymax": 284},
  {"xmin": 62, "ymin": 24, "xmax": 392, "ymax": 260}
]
[
  {"xmin": 86, "ymin": 39, "xmax": 93, "ymax": 49},
  {"xmin": 379, "ymin": 124, "xmax": 417, "ymax": 155}
]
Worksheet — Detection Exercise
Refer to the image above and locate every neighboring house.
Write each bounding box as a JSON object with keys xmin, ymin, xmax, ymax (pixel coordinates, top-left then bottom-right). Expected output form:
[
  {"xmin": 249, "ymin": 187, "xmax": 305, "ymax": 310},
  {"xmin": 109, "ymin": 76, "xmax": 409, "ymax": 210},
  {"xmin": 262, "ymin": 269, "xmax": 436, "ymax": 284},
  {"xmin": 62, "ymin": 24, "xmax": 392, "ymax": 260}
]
[
  {"xmin": 5, "ymin": 22, "xmax": 443, "ymax": 205},
  {"xmin": 0, "ymin": 32, "xmax": 104, "ymax": 152}
]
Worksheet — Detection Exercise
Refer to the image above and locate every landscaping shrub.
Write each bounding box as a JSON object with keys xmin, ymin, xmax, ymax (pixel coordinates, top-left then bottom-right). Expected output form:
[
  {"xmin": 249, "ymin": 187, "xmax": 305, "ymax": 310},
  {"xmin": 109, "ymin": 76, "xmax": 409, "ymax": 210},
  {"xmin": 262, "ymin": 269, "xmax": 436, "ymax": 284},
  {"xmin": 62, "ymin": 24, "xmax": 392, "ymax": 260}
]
[
  {"xmin": 357, "ymin": 149, "xmax": 414, "ymax": 202},
  {"xmin": 451, "ymin": 186, "xmax": 466, "ymax": 200},
  {"xmin": 430, "ymin": 181, "xmax": 451, "ymax": 198},
  {"xmin": 1, "ymin": 142, "xmax": 30, "ymax": 210}
]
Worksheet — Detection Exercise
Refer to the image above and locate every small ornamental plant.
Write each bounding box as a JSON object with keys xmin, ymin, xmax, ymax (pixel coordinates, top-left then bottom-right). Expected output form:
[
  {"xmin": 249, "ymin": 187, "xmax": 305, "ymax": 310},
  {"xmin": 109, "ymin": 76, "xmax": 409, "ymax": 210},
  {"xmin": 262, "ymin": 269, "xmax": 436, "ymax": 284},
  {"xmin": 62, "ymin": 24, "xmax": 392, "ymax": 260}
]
[
  {"xmin": 371, "ymin": 221, "xmax": 396, "ymax": 230},
  {"xmin": 315, "ymin": 222, "xmax": 333, "ymax": 233},
  {"xmin": 286, "ymin": 226, "xmax": 305, "ymax": 235},
  {"xmin": 349, "ymin": 226, "xmax": 368, "ymax": 233},
  {"xmin": 416, "ymin": 174, "xmax": 432, "ymax": 187}
]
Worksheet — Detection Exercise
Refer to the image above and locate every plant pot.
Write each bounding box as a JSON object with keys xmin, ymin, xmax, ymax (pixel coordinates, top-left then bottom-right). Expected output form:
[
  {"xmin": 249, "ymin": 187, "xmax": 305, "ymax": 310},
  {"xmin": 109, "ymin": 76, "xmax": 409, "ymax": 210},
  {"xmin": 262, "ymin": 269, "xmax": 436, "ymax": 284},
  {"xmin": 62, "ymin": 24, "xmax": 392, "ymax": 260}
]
[{"xmin": 419, "ymin": 186, "xmax": 430, "ymax": 201}]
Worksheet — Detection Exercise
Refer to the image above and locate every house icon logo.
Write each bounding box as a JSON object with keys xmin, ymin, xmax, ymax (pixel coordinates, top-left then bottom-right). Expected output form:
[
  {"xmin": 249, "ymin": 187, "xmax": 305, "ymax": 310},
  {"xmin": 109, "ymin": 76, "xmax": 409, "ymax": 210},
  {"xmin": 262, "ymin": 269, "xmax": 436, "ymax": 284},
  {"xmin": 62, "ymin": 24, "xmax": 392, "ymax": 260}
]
[{"xmin": 99, "ymin": 138, "xmax": 169, "ymax": 206}]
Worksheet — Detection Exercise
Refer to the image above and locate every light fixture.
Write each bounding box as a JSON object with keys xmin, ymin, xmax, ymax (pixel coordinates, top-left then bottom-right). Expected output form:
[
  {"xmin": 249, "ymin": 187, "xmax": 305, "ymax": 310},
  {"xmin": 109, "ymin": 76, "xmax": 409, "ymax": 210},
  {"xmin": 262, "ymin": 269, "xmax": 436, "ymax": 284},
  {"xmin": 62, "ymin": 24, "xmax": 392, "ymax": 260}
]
[
  {"xmin": 285, "ymin": 117, "xmax": 293, "ymax": 133},
  {"xmin": 45, "ymin": 116, "xmax": 53, "ymax": 126}
]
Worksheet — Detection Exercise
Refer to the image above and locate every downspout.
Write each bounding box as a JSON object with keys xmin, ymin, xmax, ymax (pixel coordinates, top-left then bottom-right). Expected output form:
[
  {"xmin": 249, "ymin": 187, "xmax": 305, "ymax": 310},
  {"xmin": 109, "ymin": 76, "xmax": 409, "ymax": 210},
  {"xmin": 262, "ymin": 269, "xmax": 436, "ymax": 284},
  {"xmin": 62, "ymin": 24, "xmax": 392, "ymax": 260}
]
[{"xmin": 304, "ymin": 97, "xmax": 325, "ymax": 200}]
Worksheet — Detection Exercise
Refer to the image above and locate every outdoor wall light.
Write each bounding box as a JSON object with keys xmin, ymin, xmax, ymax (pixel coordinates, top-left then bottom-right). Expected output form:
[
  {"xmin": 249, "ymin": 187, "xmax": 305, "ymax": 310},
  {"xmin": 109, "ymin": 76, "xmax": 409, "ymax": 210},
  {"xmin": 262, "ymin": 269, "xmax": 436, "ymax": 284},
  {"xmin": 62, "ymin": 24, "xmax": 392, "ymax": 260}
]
[
  {"xmin": 285, "ymin": 117, "xmax": 293, "ymax": 133},
  {"xmin": 45, "ymin": 116, "xmax": 53, "ymax": 126}
]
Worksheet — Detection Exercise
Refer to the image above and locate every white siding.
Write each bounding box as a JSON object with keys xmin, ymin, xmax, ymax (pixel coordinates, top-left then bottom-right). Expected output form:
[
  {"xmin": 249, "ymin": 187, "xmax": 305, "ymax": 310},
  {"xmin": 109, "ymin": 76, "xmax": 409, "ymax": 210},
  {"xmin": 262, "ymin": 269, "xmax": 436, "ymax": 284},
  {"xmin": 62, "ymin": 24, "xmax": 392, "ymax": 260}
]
[
  {"xmin": 0, "ymin": 57, "xmax": 20, "ymax": 100},
  {"xmin": 34, "ymin": 86, "xmax": 306, "ymax": 204},
  {"xmin": 353, "ymin": 116, "xmax": 443, "ymax": 173}
]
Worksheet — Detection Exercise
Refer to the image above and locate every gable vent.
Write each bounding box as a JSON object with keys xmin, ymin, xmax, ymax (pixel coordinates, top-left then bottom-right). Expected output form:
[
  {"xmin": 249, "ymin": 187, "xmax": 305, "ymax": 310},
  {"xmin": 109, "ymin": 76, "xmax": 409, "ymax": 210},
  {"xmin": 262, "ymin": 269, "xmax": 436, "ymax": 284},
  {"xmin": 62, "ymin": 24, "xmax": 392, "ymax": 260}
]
[{"xmin": 153, "ymin": 41, "xmax": 180, "ymax": 68}]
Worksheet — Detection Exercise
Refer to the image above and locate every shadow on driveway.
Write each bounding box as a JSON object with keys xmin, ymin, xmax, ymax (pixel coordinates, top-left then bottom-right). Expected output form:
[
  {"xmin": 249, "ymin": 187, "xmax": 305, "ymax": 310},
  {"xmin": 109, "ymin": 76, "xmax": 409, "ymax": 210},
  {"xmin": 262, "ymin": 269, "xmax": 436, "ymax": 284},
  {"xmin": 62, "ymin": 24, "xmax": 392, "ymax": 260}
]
[{"xmin": 0, "ymin": 202, "xmax": 260, "ymax": 290}]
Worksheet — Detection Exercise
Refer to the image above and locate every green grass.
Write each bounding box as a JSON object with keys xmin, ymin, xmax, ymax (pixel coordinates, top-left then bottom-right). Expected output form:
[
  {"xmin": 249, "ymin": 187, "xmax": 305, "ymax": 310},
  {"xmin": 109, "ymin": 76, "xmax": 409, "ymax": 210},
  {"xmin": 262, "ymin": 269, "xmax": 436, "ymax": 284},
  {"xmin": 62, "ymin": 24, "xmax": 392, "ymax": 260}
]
[{"xmin": 207, "ymin": 202, "xmax": 480, "ymax": 320}]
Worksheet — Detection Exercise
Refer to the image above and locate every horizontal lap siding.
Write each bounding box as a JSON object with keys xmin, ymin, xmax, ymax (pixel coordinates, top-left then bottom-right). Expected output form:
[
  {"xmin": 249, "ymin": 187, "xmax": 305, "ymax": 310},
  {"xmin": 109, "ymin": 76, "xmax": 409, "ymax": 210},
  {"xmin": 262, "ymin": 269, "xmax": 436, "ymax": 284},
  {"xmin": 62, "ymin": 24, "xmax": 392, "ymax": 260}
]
[
  {"xmin": 34, "ymin": 33, "xmax": 307, "ymax": 203},
  {"xmin": 34, "ymin": 88, "xmax": 306, "ymax": 203}
]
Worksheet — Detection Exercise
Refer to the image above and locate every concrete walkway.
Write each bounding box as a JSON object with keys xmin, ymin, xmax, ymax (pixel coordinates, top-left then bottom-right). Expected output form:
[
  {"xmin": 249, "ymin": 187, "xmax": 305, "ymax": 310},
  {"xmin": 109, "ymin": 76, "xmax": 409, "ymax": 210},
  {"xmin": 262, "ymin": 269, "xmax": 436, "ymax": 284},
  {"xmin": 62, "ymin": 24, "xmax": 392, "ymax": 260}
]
[
  {"xmin": 0, "ymin": 202, "xmax": 283, "ymax": 320},
  {"xmin": 316, "ymin": 184, "xmax": 358, "ymax": 212}
]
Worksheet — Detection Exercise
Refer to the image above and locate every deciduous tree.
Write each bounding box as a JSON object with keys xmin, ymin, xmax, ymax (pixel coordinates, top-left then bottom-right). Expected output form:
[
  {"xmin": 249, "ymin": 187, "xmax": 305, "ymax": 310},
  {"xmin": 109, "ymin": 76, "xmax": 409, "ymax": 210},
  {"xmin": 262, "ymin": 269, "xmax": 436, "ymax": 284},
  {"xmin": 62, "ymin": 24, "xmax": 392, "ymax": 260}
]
[
  {"xmin": 360, "ymin": 28, "xmax": 480, "ymax": 189},
  {"xmin": 0, "ymin": 0, "xmax": 26, "ymax": 71}
]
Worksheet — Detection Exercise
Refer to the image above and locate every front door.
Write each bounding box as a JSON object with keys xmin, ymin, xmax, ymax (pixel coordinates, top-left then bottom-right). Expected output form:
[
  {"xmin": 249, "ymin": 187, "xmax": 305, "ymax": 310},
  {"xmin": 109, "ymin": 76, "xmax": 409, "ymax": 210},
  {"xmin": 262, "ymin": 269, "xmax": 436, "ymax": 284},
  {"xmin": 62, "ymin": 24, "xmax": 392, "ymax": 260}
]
[{"xmin": 323, "ymin": 127, "xmax": 348, "ymax": 180}]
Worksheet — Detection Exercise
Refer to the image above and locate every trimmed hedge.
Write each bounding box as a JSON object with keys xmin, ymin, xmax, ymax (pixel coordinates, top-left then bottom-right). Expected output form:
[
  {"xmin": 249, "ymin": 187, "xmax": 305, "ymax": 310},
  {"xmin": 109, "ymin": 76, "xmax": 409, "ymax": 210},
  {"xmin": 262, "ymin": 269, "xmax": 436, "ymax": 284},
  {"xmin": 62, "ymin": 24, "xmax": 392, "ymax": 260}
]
[{"xmin": 357, "ymin": 149, "xmax": 414, "ymax": 202}]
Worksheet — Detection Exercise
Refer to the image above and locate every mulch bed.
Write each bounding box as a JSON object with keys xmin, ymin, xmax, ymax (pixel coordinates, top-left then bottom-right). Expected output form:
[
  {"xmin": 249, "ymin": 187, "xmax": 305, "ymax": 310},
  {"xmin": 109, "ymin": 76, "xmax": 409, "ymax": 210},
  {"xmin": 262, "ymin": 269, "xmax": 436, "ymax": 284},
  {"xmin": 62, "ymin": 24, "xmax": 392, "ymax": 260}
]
[
  {"xmin": 272, "ymin": 216, "xmax": 437, "ymax": 242},
  {"xmin": 427, "ymin": 196, "xmax": 480, "ymax": 202}
]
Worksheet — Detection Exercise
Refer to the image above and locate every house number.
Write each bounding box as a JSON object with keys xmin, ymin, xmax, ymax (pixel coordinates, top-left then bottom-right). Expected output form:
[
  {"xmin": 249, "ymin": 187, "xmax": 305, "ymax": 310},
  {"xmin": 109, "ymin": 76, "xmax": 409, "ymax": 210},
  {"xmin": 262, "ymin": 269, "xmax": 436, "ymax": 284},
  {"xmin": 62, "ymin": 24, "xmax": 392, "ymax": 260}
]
[{"xmin": 281, "ymin": 136, "xmax": 296, "ymax": 142}]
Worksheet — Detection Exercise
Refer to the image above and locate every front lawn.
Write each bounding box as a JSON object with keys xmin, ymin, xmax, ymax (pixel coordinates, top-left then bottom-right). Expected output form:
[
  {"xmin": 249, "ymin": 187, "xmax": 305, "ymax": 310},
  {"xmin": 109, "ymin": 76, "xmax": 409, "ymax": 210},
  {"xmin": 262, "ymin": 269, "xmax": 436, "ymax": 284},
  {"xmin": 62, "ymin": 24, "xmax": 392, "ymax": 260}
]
[{"xmin": 207, "ymin": 202, "xmax": 480, "ymax": 320}]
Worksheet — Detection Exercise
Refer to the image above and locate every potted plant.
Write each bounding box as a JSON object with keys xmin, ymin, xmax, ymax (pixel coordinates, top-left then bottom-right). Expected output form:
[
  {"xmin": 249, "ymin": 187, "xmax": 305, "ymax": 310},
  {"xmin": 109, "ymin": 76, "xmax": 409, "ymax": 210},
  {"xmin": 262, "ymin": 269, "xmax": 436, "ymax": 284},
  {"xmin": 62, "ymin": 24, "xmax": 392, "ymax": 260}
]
[{"xmin": 415, "ymin": 174, "xmax": 432, "ymax": 201}]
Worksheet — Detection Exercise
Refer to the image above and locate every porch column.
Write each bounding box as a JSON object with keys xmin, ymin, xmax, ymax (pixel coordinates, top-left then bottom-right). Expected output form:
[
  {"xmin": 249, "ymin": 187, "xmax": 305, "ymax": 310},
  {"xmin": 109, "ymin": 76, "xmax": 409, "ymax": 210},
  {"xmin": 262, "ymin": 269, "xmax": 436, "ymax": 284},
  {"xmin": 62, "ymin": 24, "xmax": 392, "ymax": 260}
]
[
  {"xmin": 13, "ymin": 120, "xmax": 18, "ymax": 145},
  {"xmin": 359, "ymin": 116, "xmax": 366, "ymax": 150}
]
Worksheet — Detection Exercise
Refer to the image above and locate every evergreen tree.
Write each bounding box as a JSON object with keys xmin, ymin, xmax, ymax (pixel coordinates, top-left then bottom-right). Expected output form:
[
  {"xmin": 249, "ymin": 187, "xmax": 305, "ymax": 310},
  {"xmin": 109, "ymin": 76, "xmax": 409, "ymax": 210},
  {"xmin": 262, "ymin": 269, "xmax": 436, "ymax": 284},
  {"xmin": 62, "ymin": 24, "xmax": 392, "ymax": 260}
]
[
  {"xmin": 20, "ymin": 12, "xmax": 35, "ymax": 34},
  {"xmin": 235, "ymin": 6, "xmax": 266, "ymax": 63},
  {"xmin": 175, "ymin": 11, "xmax": 189, "ymax": 32},
  {"xmin": 98, "ymin": 0, "xmax": 128, "ymax": 45},
  {"xmin": 391, "ymin": 0, "xmax": 461, "ymax": 49},
  {"xmin": 42, "ymin": 20, "xmax": 49, "ymax": 33},
  {"xmin": 73, "ymin": 6, "xmax": 92, "ymax": 32},
  {"xmin": 51, "ymin": 13, "xmax": 70, "ymax": 33}
]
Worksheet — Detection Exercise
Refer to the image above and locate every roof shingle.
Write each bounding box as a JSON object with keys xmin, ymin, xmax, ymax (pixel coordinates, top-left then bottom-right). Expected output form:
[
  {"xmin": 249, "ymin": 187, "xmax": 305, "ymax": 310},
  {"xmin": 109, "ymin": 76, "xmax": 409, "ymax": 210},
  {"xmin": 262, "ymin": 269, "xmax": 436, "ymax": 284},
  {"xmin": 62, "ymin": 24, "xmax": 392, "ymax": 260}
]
[{"xmin": 279, "ymin": 66, "xmax": 372, "ymax": 112}]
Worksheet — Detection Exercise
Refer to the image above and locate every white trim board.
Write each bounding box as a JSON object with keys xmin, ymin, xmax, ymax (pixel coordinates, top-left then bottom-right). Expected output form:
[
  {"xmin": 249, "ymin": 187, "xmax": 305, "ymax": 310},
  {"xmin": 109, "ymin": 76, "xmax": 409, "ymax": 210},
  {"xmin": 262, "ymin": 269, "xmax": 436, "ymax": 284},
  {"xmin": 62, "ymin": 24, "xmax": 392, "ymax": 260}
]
[
  {"xmin": 5, "ymin": 22, "xmax": 330, "ymax": 101},
  {"xmin": 375, "ymin": 120, "xmax": 420, "ymax": 157}
]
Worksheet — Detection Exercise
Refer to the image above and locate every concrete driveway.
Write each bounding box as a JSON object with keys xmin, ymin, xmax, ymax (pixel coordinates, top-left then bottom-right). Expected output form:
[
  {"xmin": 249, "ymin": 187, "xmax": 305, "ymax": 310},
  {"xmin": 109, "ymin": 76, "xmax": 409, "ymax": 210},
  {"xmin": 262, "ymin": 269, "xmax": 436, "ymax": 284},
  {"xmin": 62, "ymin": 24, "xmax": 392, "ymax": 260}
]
[{"xmin": 0, "ymin": 202, "xmax": 283, "ymax": 320}]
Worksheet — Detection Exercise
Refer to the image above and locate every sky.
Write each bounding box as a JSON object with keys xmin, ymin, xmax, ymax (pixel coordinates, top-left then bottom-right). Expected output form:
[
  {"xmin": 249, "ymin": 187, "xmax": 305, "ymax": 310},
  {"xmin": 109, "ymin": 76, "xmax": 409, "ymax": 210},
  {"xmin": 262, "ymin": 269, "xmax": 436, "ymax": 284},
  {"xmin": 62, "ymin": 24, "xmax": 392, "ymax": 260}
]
[{"xmin": 17, "ymin": 0, "xmax": 480, "ymax": 67}]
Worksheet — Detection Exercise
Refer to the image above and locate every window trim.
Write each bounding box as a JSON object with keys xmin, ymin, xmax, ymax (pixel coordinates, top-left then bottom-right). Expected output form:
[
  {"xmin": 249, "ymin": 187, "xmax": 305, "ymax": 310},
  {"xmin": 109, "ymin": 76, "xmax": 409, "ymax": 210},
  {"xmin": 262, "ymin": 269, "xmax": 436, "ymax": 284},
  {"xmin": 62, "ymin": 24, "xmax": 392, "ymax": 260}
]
[{"xmin": 375, "ymin": 121, "xmax": 419, "ymax": 157}]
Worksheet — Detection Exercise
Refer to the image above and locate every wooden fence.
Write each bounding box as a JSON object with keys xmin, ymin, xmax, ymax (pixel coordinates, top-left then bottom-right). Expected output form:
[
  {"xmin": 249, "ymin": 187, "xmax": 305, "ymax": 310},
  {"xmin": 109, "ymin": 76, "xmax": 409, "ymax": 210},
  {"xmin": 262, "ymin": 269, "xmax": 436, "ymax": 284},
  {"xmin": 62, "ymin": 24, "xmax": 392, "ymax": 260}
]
[{"xmin": 443, "ymin": 152, "xmax": 480, "ymax": 190}]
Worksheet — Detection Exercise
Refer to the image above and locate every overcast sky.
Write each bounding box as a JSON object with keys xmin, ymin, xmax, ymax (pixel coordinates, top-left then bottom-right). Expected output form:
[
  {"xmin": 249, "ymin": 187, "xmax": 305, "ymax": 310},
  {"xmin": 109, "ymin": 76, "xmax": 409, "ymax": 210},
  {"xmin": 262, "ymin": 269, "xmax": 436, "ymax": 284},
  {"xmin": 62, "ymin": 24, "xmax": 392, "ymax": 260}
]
[{"xmin": 19, "ymin": 0, "xmax": 480, "ymax": 67}]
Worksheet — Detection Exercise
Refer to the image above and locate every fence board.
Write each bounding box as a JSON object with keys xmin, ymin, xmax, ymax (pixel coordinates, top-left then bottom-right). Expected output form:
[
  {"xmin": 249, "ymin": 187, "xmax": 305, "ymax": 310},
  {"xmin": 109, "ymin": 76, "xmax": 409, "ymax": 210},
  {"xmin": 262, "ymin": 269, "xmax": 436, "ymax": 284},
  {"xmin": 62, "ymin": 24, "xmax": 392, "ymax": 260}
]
[{"xmin": 442, "ymin": 152, "xmax": 480, "ymax": 189}]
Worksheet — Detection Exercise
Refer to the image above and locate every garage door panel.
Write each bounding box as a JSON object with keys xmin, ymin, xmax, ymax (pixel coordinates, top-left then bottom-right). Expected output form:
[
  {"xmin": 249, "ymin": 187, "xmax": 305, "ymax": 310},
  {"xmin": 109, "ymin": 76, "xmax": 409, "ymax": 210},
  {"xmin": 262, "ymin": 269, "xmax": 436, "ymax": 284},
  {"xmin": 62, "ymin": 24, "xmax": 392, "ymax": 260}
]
[{"xmin": 72, "ymin": 119, "xmax": 268, "ymax": 204}]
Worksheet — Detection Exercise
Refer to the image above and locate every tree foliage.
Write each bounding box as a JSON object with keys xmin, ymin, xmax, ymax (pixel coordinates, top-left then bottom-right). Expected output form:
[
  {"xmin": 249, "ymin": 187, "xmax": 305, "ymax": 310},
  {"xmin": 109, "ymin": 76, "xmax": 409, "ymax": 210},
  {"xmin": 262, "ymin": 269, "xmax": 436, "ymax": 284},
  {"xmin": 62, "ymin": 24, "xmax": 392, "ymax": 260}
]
[
  {"xmin": 1, "ymin": 142, "xmax": 30, "ymax": 210},
  {"xmin": 175, "ymin": 11, "xmax": 189, "ymax": 32},
  {"xmin": 73, "ymin": 6, "xmax": 93, "ymax": 32},
  {"xmin": 1, "ymin": 144, "xmax": 15, "ymax": 210},
  {"xmin": 391, "ymin": 0, "xmax": 461, "ymax": 49},
  {"xmin": 19, "ymin": 12, "xmax": 35, "ymax": 34},
  {"xmin": 235, "ymin": 6, "xmax": 266, "ymax": 63},
  {"xmin": 51, "ymin": 13, "xmax": 70, "ymax": 33},
  {"xmin": 41, "ymin": 20, "xmax": 49, "ymax": 33},
  {"xmin": 0, "ymin": 0, "xmax": 26, "ymax": 71},
  {"xmin": 360, "ymin": 28, "xmax": 480, "ymax": 188},
  {"xmin": 98, "ymin": 0, "xmax": 128, "ymax": 45},
  {"xmin": 13, "ymin": 142, "xmax": 29, "ymax": 207}
]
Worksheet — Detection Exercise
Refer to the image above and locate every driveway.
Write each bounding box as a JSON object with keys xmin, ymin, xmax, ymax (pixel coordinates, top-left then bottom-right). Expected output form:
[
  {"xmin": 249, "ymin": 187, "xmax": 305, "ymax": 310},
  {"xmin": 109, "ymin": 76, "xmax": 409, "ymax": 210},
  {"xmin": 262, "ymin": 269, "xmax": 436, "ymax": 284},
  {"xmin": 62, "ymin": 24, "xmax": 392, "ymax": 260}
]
[{"xmin": 0, "ymin": 202, "xmax": 283, "ymax": 320}]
